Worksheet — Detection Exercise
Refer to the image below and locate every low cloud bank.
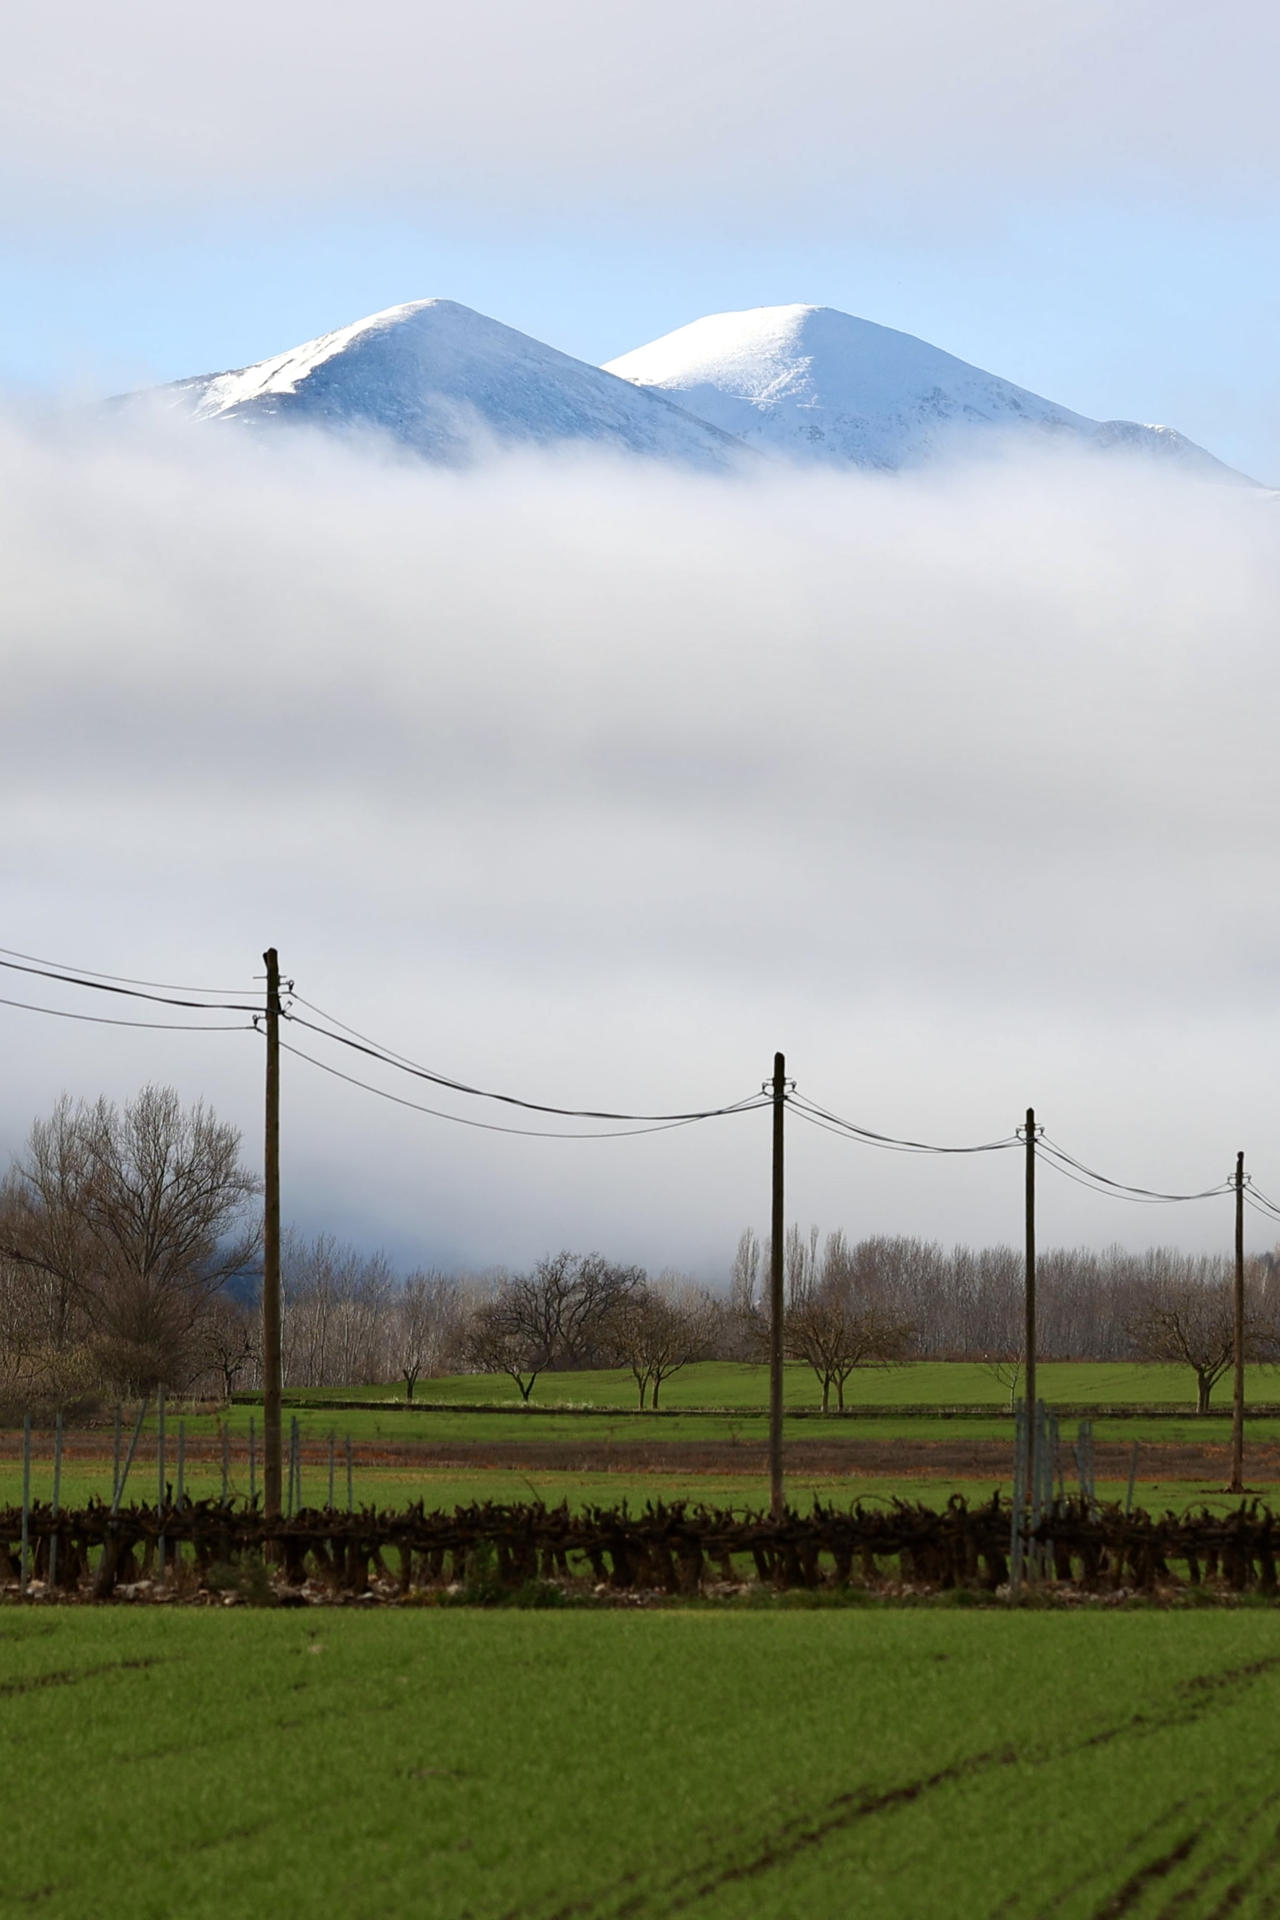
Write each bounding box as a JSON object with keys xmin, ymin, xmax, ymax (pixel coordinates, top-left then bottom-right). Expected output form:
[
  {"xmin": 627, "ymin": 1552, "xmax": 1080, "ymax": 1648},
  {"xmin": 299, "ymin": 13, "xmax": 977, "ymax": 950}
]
[{"xmin": 3, "ymin": 411, "xmax": 1278, "ymax": 1271}]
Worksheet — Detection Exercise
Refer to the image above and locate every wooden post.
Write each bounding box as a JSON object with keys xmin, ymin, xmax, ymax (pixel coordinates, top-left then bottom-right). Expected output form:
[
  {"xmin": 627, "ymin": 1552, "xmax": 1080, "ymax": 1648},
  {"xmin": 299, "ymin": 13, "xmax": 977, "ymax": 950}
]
[
  {"xmin": 769, "ymin": 1052, "xmax": 787, "ymax": 1522},
  {"xmin": 262, "ymin": 947, "xmax": 283, "ymax": 1519},
  {"xmin": 1024, "ymin": 1107, "xmax": 1037, "ymax": 1505},
  {"xmin": 1230, "ymin": 1150, "xmax": 1246, "ymax": 1495}
]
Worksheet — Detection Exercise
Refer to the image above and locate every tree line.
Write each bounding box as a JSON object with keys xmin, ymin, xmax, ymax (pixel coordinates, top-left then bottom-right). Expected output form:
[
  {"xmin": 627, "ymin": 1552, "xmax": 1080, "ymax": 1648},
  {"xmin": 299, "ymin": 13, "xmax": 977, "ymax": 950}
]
[{"xmin": 2, "ymin": 1087, "xmax": 1277, "ymax": 1414}]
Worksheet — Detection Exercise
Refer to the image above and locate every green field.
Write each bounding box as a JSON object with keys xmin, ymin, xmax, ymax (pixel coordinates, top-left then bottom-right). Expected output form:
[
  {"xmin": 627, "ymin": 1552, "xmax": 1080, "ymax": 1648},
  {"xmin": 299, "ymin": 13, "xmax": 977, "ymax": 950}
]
[
  {"xmin": 4, "ymin": 1608, "xmax": 1280, "ymax": 1918},
  {"xmin": 255, "ymin": 1356, "xmax": 1280, "ymax": 1412},
  {"xmin": 5, "ymin": 1356, "xmax": 1279, "ymax": 1517},
  {"xmin": 0, "ymin": 1454, "xmax": 1262, "ymax": 1520}
]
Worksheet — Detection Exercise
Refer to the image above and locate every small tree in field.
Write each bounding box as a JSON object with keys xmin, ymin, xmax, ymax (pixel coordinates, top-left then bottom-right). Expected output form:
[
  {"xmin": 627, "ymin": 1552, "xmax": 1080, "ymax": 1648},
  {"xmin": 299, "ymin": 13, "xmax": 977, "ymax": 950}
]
[
  {"xmin": 1125, "ymin": 1257, "xmax": 1278, "ymax": 1414},
  {"xmin": 603, "ymin": 1278, "xmax": 717, "ymax": 1408},
  {"xmin": 979, "ymin": 1349, "xmax": 1022, "ymax": 1410},
  {"xmin": 199, "ymin": 1293, "xmax": 259, "ymax": 1399},
  {"xmin": 784, "ymin": 1232, "xmax": 916, "ymax": 1410},
  {"xmin": 460, "ymin": 1291, "xmax": 551, "ymax": 1402}
]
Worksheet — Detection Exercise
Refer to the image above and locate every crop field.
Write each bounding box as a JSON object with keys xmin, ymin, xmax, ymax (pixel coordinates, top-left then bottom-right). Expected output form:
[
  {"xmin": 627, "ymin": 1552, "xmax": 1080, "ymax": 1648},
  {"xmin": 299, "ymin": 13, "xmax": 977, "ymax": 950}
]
[
  {"xmin": 5, "ymin": 1608, "xmax": 1280, "ymax": 1918},
  {"xmin": 4, "ymin": 1360, "xmax": 1280, "ymax": 1519}
]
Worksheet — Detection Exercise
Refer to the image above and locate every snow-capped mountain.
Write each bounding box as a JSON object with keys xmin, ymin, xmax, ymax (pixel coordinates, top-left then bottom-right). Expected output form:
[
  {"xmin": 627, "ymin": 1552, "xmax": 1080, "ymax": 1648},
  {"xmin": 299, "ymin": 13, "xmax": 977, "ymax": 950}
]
[
  {"xmin": 153, "ymin": 299, "xmax": 748, "ymax": 469},
  {"xmin": 604, "ymin": 305, "xmax": 1244, "ymax": 479},
  {"xmin": 143, "ymin": 294, "xmax": 1247, "ymax": 483}
]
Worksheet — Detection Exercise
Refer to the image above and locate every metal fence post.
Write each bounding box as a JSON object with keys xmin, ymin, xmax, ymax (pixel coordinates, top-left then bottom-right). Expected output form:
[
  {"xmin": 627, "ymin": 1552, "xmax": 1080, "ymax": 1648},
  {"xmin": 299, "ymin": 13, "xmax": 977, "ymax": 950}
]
[
  {"xmin": 50, "ymin": 1410, "xmax": 64, "ymax": 1590},
  {"xmin": 20, "ymin": 1413, "xmax": 31, "ymax": 1596},
  {"xmin": 156, "ymin": 1389, "xmax": 166, "ymax": 1583}
]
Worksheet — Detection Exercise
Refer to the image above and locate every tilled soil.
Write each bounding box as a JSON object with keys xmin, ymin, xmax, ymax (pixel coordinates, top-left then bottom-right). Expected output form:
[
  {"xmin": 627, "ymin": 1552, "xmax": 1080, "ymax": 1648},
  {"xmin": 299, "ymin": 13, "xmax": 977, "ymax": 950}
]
[{"xmin": 4, "ymin": 1431, "xmax": 1275, "ymax": 1483}]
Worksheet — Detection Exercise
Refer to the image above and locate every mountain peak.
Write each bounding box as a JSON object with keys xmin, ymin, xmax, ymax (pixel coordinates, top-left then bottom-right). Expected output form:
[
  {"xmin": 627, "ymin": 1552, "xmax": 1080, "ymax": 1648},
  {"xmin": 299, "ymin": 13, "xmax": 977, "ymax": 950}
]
[
  {"xmin": 605, "ymin": 303, "xmax": 1243, "ymax": 478},
  {"xmin": 604, "ymin": 304, "xmax": 1093, "ymax": 468},
  {"xmin": 153, "ymin": 298, "xmax": 749, "ymax": 468},
  {"xmin": 132, "ymin": 295, "xmax": 1245, "ymax": 483}
]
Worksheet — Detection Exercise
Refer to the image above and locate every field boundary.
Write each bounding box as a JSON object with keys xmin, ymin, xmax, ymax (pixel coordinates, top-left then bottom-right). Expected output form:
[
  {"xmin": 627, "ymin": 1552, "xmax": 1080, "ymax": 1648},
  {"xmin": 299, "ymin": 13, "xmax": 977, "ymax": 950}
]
[
  {"xmin": 6, "ymin": 1494, "xmax": 1280, "ymax": 1602},
  {"xmin": 228, "ymin": 1394, "xmax": 1278, "ymax": 1421}
]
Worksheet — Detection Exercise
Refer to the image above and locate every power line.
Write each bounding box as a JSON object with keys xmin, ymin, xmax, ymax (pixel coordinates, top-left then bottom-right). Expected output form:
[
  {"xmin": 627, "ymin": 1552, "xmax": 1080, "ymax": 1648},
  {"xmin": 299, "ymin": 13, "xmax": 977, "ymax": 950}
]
[
  {"xmin": 788, "ymin": 1092, "xmax": 1018, "ymax": 1155},
  {"xmin": 0, "ymin": 957, "xmax": 261, "ymax": 1015},
  {"xmin": 1036, "ymin": 1135, "xmax": 1232, "ymax": 1204},
  {"xmin": 1244, "ymin": 1179, "xmax": 1280, "ymax": 1220},
  {"xmin": 0, "ymin": 945, "xmax": 253, "ymax": 997},
  {"xmin": 1242, "ymin": 1186, "xmax": 1280, "ymax": 1226},
  {"xmin": 0, "ymin": 993, "xmax": 255, "ymax": 1033},
  {"xmin": 288, "ymin": 992, "xmax": 452, "ymax": 1080},
  {"xmin": 1032, "ymin": 1151, "xmax": 1215, "ymax": 1206},
  {"xmin": 278, "ymin": 1038, "xmax": 769, "ymax": 1139},
  {"xmin": 280, "ymin": 1011, "xmax": 767, "ymax": 1123}
]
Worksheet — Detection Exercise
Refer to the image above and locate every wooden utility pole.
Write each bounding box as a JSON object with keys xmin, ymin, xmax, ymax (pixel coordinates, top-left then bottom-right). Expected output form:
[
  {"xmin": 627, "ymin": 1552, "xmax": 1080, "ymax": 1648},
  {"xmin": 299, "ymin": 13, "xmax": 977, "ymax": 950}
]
[
  {"xmin": 1230, "ymin": 1149, "xmax": 1246, "ymax": 1496},
  {"xmin": 769, "ymin": 1052, "xmax": 787, "ymax": 1522},
  {"xmin": 262, "ymin": 947, "xmax": 283, "ymax": 1519},
  {"xmin": 1024, "ymin": 1106, "xmax": 1037, "ymax": 1503}
]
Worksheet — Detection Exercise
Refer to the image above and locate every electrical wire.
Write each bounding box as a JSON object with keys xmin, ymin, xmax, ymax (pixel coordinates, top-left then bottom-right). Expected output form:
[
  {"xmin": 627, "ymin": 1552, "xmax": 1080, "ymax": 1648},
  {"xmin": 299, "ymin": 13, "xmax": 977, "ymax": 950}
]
[
  {"xmin": 0, "ymin": 945, "xmax": 253, "ymax": 997},
  {"xmin": 0, "ymin": 956, "xmax": 262, "ymax": 1014},
  {"xmin": 788, "ymin": 1091, "xmax": 1018, "ymax": 1155},
  {"xmin": 787, "ymin": 1103, "xmax": 947, "ymax": 1155},
  {"xmin": 1242, "ymin": 1186, "xmax": 1280, "ymax": 1226},
  {"xmin": 288, "ymin": 992, "xmax": 452, "ymax": 1080},
  {"xmin": 0, "ymin": 993, "xmax": 256, "ymax": 1033},
  {"xmin": 1244, "ymin": 1179, "xmax": 1280, "ymax": 1220},
  {"xmin": 1031, "ymin": 1151, "xmax": 1220, "ymax": 1206},
  {"xmin": 1035, "ymin": 1134, "xmax": 1233, "ymax": 1203},
  {"xmin": 278, "ymin": 1038, "xmax": 770, "ymax": 1138},
  {"xmin": 280, "ymin": 1011, "xmax": 767, "ymax": 1123}
]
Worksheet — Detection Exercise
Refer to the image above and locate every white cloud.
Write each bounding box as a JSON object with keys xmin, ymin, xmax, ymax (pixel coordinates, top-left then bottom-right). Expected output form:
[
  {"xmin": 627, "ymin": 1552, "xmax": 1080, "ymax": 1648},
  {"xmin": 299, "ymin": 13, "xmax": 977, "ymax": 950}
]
[{"xmin": 2, "ymin": 408, "xmax": 1279, "ymax": 1271}]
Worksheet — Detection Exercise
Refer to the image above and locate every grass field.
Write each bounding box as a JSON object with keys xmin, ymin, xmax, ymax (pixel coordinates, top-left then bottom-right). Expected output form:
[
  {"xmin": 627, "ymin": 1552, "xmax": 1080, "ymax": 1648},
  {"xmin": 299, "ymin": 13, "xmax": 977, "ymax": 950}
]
[
  {"xmin": 256, "ymin": 1357, "xmax": 1280, "ymax": 1412},
  {"xmin": 0, "ymin": 1455, "xmax": 1266, "ymax": 1519},
  {"xmin": 5, "ymin": 1607, "xmax": 1280, "ymax": 1918},
  {"xmin": 5, "ymin": 1356, "xmax": 1280, "ymax": 1517}
]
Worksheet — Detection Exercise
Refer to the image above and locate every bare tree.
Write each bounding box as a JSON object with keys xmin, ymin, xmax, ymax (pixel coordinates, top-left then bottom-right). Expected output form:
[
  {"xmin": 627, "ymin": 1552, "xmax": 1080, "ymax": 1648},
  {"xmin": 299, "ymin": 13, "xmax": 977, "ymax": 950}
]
[
  {"xmin": 785, "ymin": 1224, "xmax": 820, "ymax": 1305},
  {"xmin": 784, "ymin": 1232, "xmax": 916, "ymax": 1410},
  {"xmin": 978, "ymin": 1349, "xmax": 1023, "ymax": 1410},
  {"xmin": 603, "ymin": 1275, "xmax": 717, "ymax": 1408},
  {"xmin": 460, "ymin": 1292, "xmax": 550, "ymax": 1402},
  {"xmin": 281, "ymin": 1233, "xmax": 395, "ymax": 1387},
  {"xmin": 2, "ymin": 1087, "xmax": 260, "ymax": 1392},
  {"xmin": 1125, "ymin": 1254, "xmax": 1277, "ymax": 1413},
  {"xmin": 394, "ymin": 1270, "xmax": 461, "ymax": 1401},
  {"xmin": 198, "ymin": 1292, "xmax": 259, "ymax": 1400},
  {"xmin": 458, "ymin": 1252, "xmax": 647, "ymax": 1398},
  {"xmin": 526, "ymin": 1251, "xmax": 646, "ymax": 1369},
  {"xmin": 726, "ymin": 1229, "xmax": 762, "ymax": 1359}
]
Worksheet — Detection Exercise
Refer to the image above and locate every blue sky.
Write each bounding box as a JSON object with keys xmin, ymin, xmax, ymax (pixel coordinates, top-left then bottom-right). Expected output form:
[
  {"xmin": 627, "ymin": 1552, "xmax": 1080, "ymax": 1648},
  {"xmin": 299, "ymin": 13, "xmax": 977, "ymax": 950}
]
[{"xmin": 4, "ymin": 0, "xmax": 1279, "ymax": 479}]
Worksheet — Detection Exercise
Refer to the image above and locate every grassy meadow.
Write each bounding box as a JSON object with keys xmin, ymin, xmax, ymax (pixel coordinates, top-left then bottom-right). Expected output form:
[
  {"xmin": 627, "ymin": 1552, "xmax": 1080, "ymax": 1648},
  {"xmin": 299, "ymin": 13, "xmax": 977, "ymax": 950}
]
[{"xmin": 5, "ymin": 1607, "xmax": 1280, "ymax": 1918}]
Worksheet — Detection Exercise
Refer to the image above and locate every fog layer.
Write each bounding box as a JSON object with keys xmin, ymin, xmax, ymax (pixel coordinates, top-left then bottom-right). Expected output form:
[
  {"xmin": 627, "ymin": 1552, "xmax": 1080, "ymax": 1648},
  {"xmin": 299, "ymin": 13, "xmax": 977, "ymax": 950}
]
[{"xmin": 3, "ymin": 412, "xmax": 1278, "ymax": 1272}]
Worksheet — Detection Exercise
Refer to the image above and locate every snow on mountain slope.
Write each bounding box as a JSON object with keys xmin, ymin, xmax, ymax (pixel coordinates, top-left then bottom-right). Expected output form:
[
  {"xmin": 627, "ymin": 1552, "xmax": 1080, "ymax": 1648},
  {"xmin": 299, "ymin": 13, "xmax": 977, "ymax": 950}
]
[
  {"xmin": 155, "ymin": 299, "xmax": 749, "ymax": 469},
  {"xmin": 604, "ymin": 305, "xmax": 1247, "ymax": 479}
]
